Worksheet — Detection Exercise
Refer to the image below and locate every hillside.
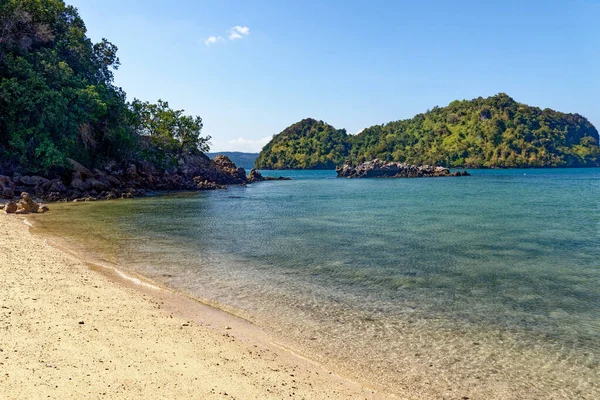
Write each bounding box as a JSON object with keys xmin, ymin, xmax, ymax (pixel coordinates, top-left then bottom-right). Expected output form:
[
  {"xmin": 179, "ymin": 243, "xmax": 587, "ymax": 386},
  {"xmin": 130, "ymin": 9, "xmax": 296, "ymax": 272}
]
[
  {"xmin": 255, "ymin": 118, "xmax": 350, "ymax": 169},
  {"xmin": 257, "ymin": 94, "xmax": 600, "ymax": 169},
  {"xmin": 206, "ymin": 152, "xmax": 258, "ymax": 169},
  {"xmin": 0, "ymin": 0, "xmax": 209, "ymax": 177}
]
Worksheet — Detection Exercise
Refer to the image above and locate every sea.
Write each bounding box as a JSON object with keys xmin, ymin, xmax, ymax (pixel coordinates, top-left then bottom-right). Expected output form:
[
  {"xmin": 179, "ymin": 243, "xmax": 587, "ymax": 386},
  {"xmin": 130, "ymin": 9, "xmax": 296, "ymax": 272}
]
[{"xmin": 33, "ymin": 168, "xmax": 600, "ymax": 399}]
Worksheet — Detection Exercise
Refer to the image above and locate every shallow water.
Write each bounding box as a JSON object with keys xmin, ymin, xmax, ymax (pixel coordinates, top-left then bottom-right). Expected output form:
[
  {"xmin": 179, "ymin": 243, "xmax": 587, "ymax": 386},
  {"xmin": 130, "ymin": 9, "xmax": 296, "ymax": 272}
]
[{"xmin": 34, "ymin": 168, "xmax": 600, "ymax": 398}]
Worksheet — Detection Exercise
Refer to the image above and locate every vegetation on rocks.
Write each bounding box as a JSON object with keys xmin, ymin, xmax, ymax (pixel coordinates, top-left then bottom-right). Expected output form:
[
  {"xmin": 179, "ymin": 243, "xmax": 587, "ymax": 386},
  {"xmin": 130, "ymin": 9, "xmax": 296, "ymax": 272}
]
[{"xmin": 257, "ymin": 94, "xmax": 600, "ymax": 169}]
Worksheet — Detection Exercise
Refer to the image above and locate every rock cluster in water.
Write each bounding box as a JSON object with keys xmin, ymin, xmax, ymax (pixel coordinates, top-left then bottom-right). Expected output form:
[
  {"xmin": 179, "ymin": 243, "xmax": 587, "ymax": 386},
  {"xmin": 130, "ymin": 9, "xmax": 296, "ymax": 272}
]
[
  {"xmin": 0, "ymin": 153, "xmax": 290, "ymax": 205},
  {"xmin": 336, "ymin": 159, "xmax": 470, "ymax": 178},
  {"xmin": 247, "ymin": 169, "xmax": 292, "ymax": 183}
]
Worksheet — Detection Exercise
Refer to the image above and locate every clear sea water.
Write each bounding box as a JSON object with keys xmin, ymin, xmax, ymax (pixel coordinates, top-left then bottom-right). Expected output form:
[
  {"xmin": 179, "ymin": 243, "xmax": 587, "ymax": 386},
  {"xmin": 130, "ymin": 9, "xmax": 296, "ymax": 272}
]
[{"xmin": 35, "ymin": 169, "xmax": 600, "ymax": 399}]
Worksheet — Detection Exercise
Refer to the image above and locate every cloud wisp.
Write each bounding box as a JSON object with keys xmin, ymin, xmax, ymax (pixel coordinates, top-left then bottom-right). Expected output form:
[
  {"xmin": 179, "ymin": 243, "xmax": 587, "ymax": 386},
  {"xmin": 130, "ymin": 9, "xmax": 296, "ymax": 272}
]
[
  {"xmin": 229, "ymin": 25, "xmax": 250, "ymax": 40},
  {"xmin": 204, "ymin": 36, "xmax": 223, "ymax": 46},
  {"xmin": 205, "ymin": 26, "xmax": 250, "ymax": 46}
]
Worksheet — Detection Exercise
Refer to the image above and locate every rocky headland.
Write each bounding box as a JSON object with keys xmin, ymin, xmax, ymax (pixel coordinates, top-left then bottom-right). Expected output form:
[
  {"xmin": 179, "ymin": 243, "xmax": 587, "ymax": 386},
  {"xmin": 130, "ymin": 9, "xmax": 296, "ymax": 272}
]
[
  {"xmin": 0, "ymin": 153, "xmax": 287, "ymax": 213},
  {"xmin": 336, "ymin": 159, "xmax": 470, "ymax": 178}
]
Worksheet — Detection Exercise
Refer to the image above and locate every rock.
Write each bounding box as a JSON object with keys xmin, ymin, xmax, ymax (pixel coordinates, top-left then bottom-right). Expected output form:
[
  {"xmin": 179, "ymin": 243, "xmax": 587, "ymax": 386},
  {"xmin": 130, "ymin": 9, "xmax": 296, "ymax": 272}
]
[
  {"xmin": 44, "ymin": 192, "xmax": 64, "ymax": 202},
  {"xmin": 247, "ymin": 169, "xmax": 265, "ymax": 183},
  {"xmin": 336, "ymin": 159, "xmax": 470, "ymax": 179},
  {"xmin": 67, "ymin": 159, "xmax": 95, "ymax": 180},
  {"xmin": 17, "ymin": 192, "xmax": 39, "ymax": 213},
  {"xmin": 17, "ymin": 175, "xmax": 49, "ymax": 187},
  {"xmin": 213, "ymin": 155, "xmax": 247, "ymax": 184},
  {"xmin": 1, "ymin": 187, "xmax": 14, "ymax": 199},
  {"xmin": 4, "ymin": 201, "xmax": 17, "ymax": 213},
  {"xmin": 48, "ymin": 179, "xmax": 68, "ymax": 193},
  {"xmin": 86, "ymin": 178, "xmax": 110, "ymax": 192},
  {"xmin": 194, "ymin": 178, "xmax": 226, "ymax": 190},
  {"xmin": 0, "ymin": 175, "xmax": 15, "ymax": 199},
  {"xmin": 106, "ymin": 175, "xmax": 122, "ymax": 187},
  {"xmin": 121, "ymin": 192, "xmax": 134, "ymax": 199},
  {"xmin": 126, "ymin": 164, "xmax": 137, "ymax": 176},
  {"xmin": 70, "ymin": 178, "xmax": 92, "ymax": 192}
]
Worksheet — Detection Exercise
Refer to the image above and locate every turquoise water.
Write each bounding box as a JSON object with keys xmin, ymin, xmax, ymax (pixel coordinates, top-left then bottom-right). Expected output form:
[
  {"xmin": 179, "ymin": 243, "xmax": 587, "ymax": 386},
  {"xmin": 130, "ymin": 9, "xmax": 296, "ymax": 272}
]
[{"xmin": 37, "ymin": 168, "xmax": 600, "ymax": 398}]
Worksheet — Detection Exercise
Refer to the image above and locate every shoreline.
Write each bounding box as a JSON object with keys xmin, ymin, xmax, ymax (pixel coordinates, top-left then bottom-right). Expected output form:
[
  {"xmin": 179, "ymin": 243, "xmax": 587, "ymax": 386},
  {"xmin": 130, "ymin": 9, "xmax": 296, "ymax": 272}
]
[{"xmin": 1, "ymin": 212, "xmax": 390, "ymax": 399}]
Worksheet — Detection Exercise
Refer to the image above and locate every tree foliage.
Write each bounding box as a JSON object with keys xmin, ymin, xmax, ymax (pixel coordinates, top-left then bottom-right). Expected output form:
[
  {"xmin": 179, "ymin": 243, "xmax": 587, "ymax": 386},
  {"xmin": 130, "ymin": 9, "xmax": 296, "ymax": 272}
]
[
  {"xmin": 257, "ymin": 94, "xmax": 600, "ymax": 169},
  {"xmin": 255, "ymin": 118, "xmax": 350, "ymax": 169},
  {"xmin": 0, "ymin": 0, "xmax": 209, "ymax": 175}
]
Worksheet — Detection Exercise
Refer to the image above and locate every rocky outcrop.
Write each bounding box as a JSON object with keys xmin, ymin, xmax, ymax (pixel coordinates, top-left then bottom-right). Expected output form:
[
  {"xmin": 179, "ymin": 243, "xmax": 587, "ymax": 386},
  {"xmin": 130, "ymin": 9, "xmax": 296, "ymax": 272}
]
[
  {"xmin": 336, "ymin": 159, "xmax": 470, "ymax": 178},
  {"xmin": 3, "ymin": 192, "xmax": 49, "ymax": 214},
  {"xmin": 246, "ymin": 169, "xmax": 291, "ymax": 183},
  {"xmin": 247, "ymin": 169, "xmax": 265, "ymax": 183},
  {"xmin": 212, "ymin": 155, "xmax": 247, "ymax": 184},
  {"xmin": 1, "ymin": 152, "xmax": 291, "ymax": 203}
]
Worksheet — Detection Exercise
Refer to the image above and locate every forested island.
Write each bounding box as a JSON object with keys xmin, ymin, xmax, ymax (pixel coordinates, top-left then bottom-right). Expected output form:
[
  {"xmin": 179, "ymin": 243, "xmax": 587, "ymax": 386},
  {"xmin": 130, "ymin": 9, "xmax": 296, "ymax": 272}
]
[{"xmin": 256, "ymin": 94, "xmax": 600, "ymax": 169}]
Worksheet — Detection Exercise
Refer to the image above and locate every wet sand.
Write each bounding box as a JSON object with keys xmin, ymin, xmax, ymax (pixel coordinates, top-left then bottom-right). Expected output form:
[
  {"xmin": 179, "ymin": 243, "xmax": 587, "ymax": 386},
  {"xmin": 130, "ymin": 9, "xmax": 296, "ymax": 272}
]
[{"xmin": 0, "ymin": 213, "xmax": 390, "ymax": 399}]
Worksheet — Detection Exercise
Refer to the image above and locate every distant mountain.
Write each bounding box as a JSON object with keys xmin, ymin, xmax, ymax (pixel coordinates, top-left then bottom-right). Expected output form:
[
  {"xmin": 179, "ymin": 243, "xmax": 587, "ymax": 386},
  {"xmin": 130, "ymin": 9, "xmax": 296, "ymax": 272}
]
[
  {"xmin": 256, "ymin": 94, "xmax": 600, "ymax": 169},
  {"xmin": 255, "ymin": 119, "xmax": 350, "ymax": 169},
  {"xmin": 206, "ymin": 152, "xmax": 259, "ymax": 169}
]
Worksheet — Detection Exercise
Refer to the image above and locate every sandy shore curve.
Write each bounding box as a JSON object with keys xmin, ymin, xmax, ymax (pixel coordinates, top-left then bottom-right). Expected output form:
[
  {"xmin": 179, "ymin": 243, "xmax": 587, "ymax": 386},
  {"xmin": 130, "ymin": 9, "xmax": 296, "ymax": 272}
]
[{"xmin": 0, "ymin": 213, "xmax": 390, "ymax": 399}]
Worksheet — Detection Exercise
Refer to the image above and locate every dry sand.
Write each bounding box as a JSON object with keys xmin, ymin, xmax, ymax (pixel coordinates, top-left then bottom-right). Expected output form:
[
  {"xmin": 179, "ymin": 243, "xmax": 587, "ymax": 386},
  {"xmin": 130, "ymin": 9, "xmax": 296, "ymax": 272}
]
[{"xmin": 0, "ymin": 213, "xmax": 391, "ymax": 399}]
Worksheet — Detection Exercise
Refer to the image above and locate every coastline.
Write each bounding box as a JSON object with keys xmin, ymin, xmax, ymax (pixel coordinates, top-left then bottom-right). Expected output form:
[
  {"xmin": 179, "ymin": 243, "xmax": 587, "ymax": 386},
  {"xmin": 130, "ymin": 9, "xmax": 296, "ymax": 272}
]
[{"xmin": 0, "ymin": 213, "xmax": 389, "ymax": 399}]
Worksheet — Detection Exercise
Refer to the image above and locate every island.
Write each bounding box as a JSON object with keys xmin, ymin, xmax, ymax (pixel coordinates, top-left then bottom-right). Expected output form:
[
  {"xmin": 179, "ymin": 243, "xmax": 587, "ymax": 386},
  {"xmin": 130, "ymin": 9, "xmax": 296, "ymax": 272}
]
[{"xmin": 255, "ymin": 95, "xmax": 599, "ymax": 170}]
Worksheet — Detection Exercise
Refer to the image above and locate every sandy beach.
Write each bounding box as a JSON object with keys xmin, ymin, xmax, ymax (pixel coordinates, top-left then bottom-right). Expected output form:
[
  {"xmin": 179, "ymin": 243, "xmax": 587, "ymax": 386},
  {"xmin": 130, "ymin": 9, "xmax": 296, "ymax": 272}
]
[{"xmin": 0, "ymin": 212, "xmax": 389, "ymax": 400}]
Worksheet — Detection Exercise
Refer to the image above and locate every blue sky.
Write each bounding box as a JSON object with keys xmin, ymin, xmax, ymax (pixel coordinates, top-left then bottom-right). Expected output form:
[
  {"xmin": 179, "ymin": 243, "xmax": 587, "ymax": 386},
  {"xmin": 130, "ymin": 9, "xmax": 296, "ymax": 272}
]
[{"xmin": 70, "ymin": 0, "xmax": 599, "ymax": 152}]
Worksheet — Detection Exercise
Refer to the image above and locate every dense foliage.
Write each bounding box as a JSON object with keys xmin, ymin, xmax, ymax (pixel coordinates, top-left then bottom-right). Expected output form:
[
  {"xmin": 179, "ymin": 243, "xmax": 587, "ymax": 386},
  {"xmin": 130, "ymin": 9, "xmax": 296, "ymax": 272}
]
[
  {"xmin": 257, "ymin": 94, "xmax": 600, "ymax": 169},
  {"xmin": 0, "ymin": 0, "xmax": 209, "ymax": 175},
  {"xmin": 255, "ymin": 118, "xmax": 350, "ymax": 169}
]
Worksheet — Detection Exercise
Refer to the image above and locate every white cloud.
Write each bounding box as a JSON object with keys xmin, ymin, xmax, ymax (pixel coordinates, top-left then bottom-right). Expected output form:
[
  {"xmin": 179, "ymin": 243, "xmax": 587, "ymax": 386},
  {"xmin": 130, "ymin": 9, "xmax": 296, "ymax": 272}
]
[
  {"xmin": 210, "ymin": 136, "xmax": 272, "ymax": 153},
  {"xmin": 233, "ymin": 26, "xmax": 250, "ymax": 35},
  {"xmin": 205, "ymin": 26, "xmax": 250, "ymax": 45},
  {"xmin": 204, "ymin": 36, "xmax": 223, "ymax": 46},
  {"xmin": 228, "ymin": 25, "xmax": 250, "ymax": 40}
]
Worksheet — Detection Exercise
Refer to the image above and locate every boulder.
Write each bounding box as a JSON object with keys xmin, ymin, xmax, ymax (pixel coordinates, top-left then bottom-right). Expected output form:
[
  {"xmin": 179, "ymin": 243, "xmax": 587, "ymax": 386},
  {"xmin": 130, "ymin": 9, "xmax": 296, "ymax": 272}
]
[
  {"xmin": 107, "ymin": 175, "xmax": 122, "ymax": 187},
  {"xmin": 213, "ymin": 155, "xmax": 247, "ymax": 184},
  {"xmin": 86, "ymin": 178, "xmax": 110, "ymax": 192},
  {"xmin": 48, "ymin": 179, "xmax": 69, "ymax": 193},
  {"xmin": 17, "ymin": 192, "xmax": 39, "ymax": 213},
  {"xmin": 126, "ymin": 164, "xmax": 137, "ymax": 176},
  {"xmin": 4, "ymin": 201, "xmax": 17, "ymax": 213},
  {"xmin": 0, "ymin": 175, "xmax": 15, "ymax": 199},
  {"xmin": 247, "ymin": 169, "xmax": 265, "ymax": 183},
  {"xmin": 67, "ymin": 158, "xmax": 95, "ymax": 180},
  {"xmin": 70, "ymin": 178, "xmax": 92, "ymax": 192}
]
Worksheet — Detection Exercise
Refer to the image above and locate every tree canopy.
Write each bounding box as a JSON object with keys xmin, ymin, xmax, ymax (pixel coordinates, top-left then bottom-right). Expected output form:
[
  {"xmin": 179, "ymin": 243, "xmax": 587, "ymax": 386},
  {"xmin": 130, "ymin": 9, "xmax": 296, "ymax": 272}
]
[
  {"xmin": 255, "ymin": 118, "xmax": 350, "ymax": 169},
  {"xmin": 0, "ymin": 0, "xmax": 209, "ymax": 175},
  {"xmin": 257, "ymin": 94, "xmax": 600, "ymax": 169}
]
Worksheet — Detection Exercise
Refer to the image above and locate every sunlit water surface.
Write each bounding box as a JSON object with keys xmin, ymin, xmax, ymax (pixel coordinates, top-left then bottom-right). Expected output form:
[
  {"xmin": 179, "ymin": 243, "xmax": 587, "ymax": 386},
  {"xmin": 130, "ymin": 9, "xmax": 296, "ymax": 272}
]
[{"xmin": 35, "ymin": 169, "xmax": 600, "ymax": 399}]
